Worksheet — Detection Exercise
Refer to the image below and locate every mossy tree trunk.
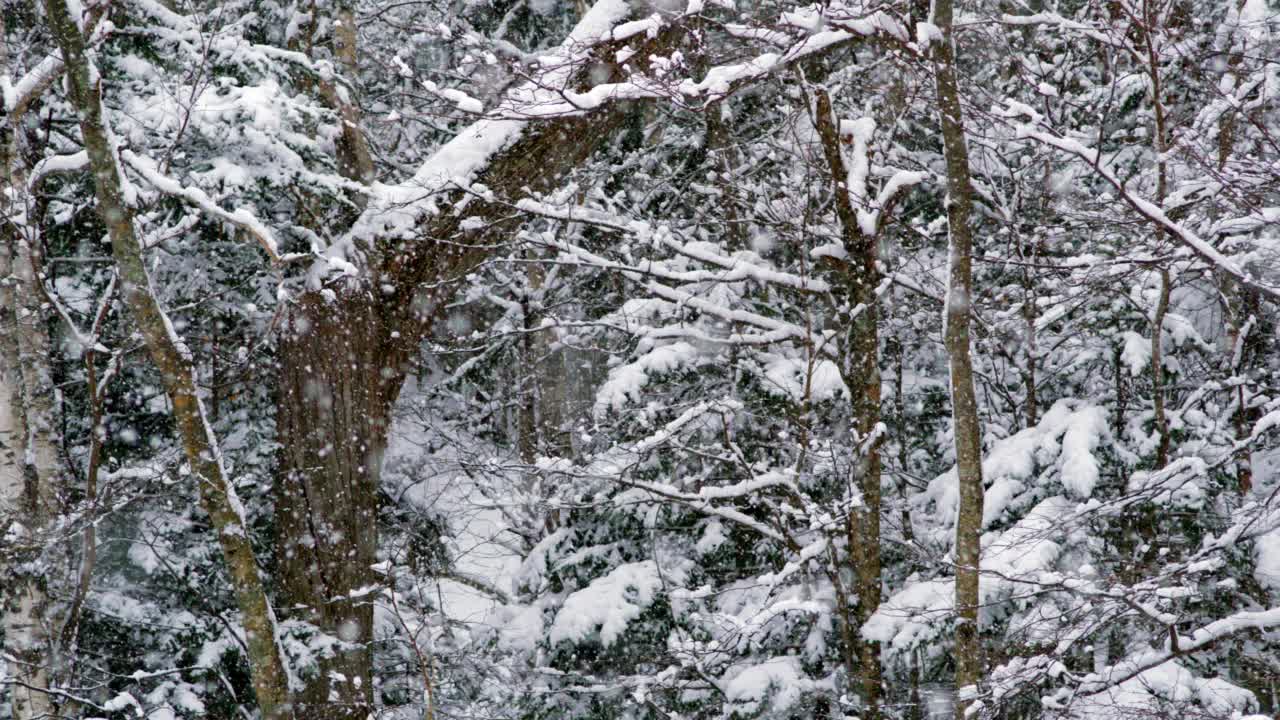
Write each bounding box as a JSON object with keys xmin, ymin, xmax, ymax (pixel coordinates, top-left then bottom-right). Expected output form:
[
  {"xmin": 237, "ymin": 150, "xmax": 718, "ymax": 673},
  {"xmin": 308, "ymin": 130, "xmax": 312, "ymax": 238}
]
[{"xmin": 40, "ymin": 1, "xmax": 295, "ymax": 716}]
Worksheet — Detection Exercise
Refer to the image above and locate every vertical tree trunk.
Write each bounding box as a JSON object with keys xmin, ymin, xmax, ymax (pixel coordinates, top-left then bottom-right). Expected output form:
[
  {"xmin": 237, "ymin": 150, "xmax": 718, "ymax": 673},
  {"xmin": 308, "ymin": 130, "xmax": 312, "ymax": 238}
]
[
  {"xmin": 515, "ymin": 259, "xmax": 570, "ymax": 534},
  {"xmin": 0, "ymin": 244, "xmax": 53, "ymax": 720},
  {"xmin": 812, "ymin": 88, "xmax": 883, "ymax": 720},
  {"xmin": 1143, "ymin": 0, "xmax": 1172, "ymax": 472},
  {"xmin": 706, "ymin": 106, "xmax": 748, "ymax": 250},
  {"xmin": 1150, "ymin": 269, "xmax": 1171, "ymax": 469},
  {"xmin": 3, "ymin": 239, "xmax": 64, "ymax": 720},
  {"xmin": 40, "ymin": 1, "xmax": 294, "ymax": 717},
  {"xmin": 275, "ymin": 291, "xmax": 405, "ymax": 720},
  {"xmin": 845, "ymin": 271, "xmax": 884, "ymax": 720},
  {"xmin": 326, "ymin": 0, "xmax": 374, "ymax": 190},
  {"xmin": 1, "ymin": 24, "xmax": 55, "ymax": 716},
  {"xmin": 1224, "ymin": 296, "xmax": 1258, "ymax": 494},
  {"xmin": 1020, "ymin": 248, "xmax": 1038, "ymax": 429},
  {"xmin": 10, "ymin": 236, "xmax": 61, "ymax": 527},
  {"xmin": 928, "ymin": 1, "xmax": 987, "ymax": 715}
]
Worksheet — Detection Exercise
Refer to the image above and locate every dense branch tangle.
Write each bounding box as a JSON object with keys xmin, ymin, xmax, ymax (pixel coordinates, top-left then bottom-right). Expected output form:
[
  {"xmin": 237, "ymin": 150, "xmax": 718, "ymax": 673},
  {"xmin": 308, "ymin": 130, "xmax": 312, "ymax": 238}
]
[
  {"xmin": 275, "ymin": 8, "xmax": 923, "ymax": 714},
  {"xmin": 14, "ymin": 0, "xmax": 1280, "ymax": 718},
  {"xmin": 11, "ymin": 0, "xmax": 921, "ymax": 714}
]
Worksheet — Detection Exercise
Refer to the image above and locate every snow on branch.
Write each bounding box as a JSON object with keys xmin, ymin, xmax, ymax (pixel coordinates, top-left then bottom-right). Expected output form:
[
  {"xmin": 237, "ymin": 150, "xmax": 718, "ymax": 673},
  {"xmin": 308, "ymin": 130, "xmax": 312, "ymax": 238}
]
[
  {"xmin": 27, "ymin": 151, "xmax": 89, "ymax": 190},
  {"xmin": 343, "ymin": 0, "xmax": 649, "ymax": 266},
  {"xmin": 1069, "ymin": 605, "xmax": 1280, "ymax": 701},
  {"xmin": 515, "ymin": 197, "xmax": 832, "ymax": 292},
  {"xmin": 619, "ymin": 477, "xmax": 789, "ymax": 544},
  {"xmin": 547, "ymin": 236, "xmax": 826, "ymax": 350},
  {"xmin": 998, "ymin": 12, "xmax": 1126, "ymax": 48},
  {"xmin": 1002, "ymin": 104, "xmax": 1280, "ymax": 304},
  {"xmin": 512, "ymin": 9, "xmax": 909, "ymax": 118},
  {"xmin": 1, "ymin": 4, "xmax": 111, "ymax": 122},
  {"xmin": 121, "ymin": 151, "xmax": 283, "ymax": 263}
]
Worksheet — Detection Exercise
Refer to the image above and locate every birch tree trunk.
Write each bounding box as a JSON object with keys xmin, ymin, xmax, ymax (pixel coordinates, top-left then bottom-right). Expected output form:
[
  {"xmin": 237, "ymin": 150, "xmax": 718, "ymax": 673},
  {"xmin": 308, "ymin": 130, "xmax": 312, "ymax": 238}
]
[
  {"xmin": 928, "ymin": 0, "xmax": 987, "ymax": 714},
  {"xmin": 0, "ymin": 236, "xmax": 63, "ymax": 720},
  {"xmin": 0, "ymin": 245, "xmax": 53, "ymax": 720},
  {"xmin": 0, "ymin": 23, "xmax": 55, "ymax": 716},
  {"xmin": 40, "ymin": 1, "xmax": 294, "ymax": 716}
]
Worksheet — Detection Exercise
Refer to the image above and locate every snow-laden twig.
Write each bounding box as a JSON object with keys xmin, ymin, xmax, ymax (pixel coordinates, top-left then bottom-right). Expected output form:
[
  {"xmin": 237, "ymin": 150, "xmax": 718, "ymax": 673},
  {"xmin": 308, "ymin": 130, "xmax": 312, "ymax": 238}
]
[
  {"xmin": 515, "ymin": 197, "xmax": 831, "ymax": 292},
  {"xmin": 121, "ymin": 150, "xmax": 282, "ymax": 262},
  {"xmin": 1003, "ymin": 107, "xmax": 1280, "ymax": 303},
  {"xmin": 547, "ymin": 236, "xmax": 831, "ymax": 351}
]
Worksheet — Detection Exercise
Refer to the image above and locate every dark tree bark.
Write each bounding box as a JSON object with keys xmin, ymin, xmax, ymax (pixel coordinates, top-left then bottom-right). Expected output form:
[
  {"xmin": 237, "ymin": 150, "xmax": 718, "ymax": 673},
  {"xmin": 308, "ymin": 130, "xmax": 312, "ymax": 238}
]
[
  {"xmin": 275, "ymin": 293, "xmax": 395, "ymax": 717},
  {"xmin": 273, "ymin": 89, "xmax": 635, "ymax": 720},
  {"xmin": 812, "ymin": 88, "xmax": 883, "ymax": 720},
  {"xmin": 1150, "ymin": 268, "xmax": 1171, "ymax": 469}
]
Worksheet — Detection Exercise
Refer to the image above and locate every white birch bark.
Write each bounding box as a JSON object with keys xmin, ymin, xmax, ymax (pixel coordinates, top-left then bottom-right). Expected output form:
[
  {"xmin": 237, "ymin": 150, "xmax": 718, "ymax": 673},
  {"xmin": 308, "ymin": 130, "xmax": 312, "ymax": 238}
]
[
  {"xmin": 0, "ymin": 244, "xmax": 53, "ymax": 720},
  {"xmin": 1, "ymin": 11, "xmax": 55, "ymax": 713}
]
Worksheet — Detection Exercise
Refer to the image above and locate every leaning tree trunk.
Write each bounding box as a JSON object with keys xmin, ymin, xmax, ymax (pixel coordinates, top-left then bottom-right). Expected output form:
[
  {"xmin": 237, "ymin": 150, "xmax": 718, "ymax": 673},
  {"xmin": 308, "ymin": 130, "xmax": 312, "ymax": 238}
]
[
  {"xmin": 929, "ymin": 0, "xmax": 987, "ymax": 715},
  {"xmin": 41, "ymin": 1, "xmax": 294, "ymax": 716},
  {"xmin": 271, "ymin": 77, "xmax": 640, "ymax": 718}
]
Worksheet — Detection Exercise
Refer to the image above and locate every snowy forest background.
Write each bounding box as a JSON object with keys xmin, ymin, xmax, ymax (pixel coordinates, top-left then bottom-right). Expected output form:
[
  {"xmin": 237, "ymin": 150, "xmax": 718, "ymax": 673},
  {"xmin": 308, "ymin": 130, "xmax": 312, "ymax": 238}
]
[{"xmin": 3, "ymin": 0, "xmax": 1280, "ymax": 718}]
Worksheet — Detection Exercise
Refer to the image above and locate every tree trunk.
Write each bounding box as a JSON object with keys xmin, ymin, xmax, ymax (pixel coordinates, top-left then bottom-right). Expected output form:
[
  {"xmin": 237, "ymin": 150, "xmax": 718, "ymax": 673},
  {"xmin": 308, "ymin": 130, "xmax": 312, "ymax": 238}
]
[
  {"xmin": 928, "ymin": 1, "xmax": 987, "ymax": 715},
  {"xmin": 275, "ymin": 291, "xmax": 403, "ymax": 720},
  {"xmin": 1, "ymin": 26, "xmax": 56, "ymax": 717},
  {"xmin": 10, "ymin": 238, "xmax": 61, "ymax": 528},
  {"xmin": 1021, "ymin": 252, "xmax": 1038, "ymax": 428},
  {"xmin": 1224, "ymin": 290, "xmax": 1259, "ymax": 494},
  {"xmin": 1143, "ymin": 0, "xmax": 1172, "ymax": 472},
  {"xmin": 327, "ymin": 0, "xmax": 374, "ymax": 189},
  {"xmin": 40, "ymin": 1, "xmax": 294, "ymax": 716},
  {"xmin": 812, "ymin": 88, "xmax": 883, "ymax": 720},
  {"xmin": 516, "ymin": 258, "xmax": 571, "ymax": 533},
  {"xmin": 846, "ymin": 278, "xmax": 884, "ymax": 720},
  {"xmin": 1, "ymin": 238, "xmax": 64, "ymax": 720},
  {"xmin": 1150, "ymin": 268, "xmax": 1171, "ymax": 469},
  {"xmin": 0, "ymin": 243, "xmax": 53, "ymax": 720}
]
